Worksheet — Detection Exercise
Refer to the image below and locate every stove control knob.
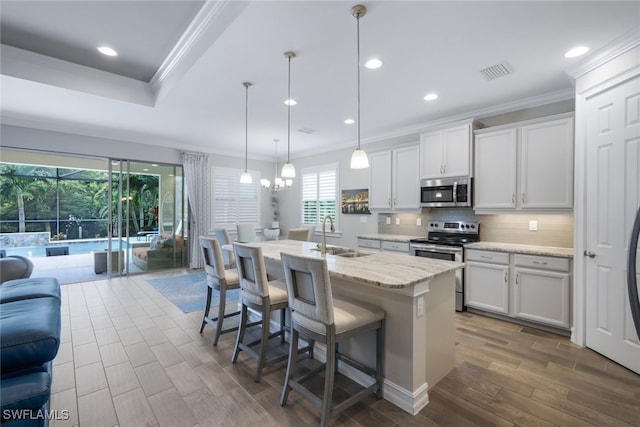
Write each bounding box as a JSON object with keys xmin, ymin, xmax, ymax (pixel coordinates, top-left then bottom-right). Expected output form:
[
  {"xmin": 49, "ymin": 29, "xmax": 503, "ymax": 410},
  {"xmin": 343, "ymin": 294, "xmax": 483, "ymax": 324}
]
[{"xmin": 471, "ymin": 224, "xmax": 475, "ymax": 229}]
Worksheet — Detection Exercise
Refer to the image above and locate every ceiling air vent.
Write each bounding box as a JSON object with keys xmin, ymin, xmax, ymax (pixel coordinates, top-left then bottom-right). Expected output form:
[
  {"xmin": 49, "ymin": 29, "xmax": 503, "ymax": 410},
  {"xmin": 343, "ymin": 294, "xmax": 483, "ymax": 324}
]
[
  {"xmin": 480, "ymin": 62, "xmax": 513, "ymax": 81},
  {"xmin": 297, "ymin": 128, "xmax": 316, "ymax": 134}
]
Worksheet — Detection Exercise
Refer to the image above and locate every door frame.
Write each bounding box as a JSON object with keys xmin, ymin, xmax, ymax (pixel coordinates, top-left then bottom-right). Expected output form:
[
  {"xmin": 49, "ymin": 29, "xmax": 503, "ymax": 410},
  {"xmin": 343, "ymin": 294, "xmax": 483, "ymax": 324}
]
[{"xmin": 571, "ymin": 33, "xmax": 640, "ymax": 347}]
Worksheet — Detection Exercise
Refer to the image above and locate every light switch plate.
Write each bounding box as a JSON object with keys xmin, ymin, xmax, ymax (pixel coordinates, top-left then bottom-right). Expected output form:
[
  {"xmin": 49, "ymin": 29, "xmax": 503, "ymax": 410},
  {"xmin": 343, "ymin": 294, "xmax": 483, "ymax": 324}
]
[
  {"xmin": 529, "ymin": 220, "xmax": 538, "ymax": 231},
  {"xmin": 360, "ymin": 216, "xmax": 367, "ymax": 223},
  {"xmin": 417, "ymin": 218, "xmax": 422, "ymax": 226},
  {"xmin": 395, "ymin": 217, "xmax": 400, "ymax": 225},
  {"xmin": 386, "ymin": 216, "xmax": 391, "ymax": 225}
]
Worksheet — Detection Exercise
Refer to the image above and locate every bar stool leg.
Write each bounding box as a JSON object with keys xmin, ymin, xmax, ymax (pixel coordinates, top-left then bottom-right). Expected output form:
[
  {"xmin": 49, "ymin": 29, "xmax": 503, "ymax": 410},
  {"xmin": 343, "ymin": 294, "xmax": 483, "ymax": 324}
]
[
  {"xmin": 320, "ymin": 333, "xmax": 337, "ymax": 427},
  {"xmin": 254, "ymin": 303, "xmax": 271, "ymax": 382},
  {"xmin": 280, "ymin": 327, "xmax": 299, "ymax": 406},
  {"xmin": 200, "ymin": 285, "xmax": 212, "ymax": 333},
  {"xmin": 213, "ymin": 285, "xmax": 227, "ymax": 346},
  {"xmin": 232, "ymin": 304, "xmax": 248, "ymax": 363}
]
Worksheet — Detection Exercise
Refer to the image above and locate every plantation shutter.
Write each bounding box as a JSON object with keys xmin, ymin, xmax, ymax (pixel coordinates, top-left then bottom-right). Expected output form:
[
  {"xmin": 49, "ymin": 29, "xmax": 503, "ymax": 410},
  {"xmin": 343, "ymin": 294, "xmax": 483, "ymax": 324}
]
[
  {"xmin": 213, "ymin": 167, "xmax": 260, "ymax": 228},
  {"xmin": 301, "ymin": 164, "xmax": 338, "ymax": 227}
]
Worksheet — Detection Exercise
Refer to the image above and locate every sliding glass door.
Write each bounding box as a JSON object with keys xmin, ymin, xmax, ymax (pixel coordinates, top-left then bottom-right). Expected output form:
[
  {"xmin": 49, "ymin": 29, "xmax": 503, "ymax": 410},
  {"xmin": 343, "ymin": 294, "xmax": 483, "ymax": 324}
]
[{"xmin": 107, "ymin": 159, "xmax": 186, "ymax": 277}]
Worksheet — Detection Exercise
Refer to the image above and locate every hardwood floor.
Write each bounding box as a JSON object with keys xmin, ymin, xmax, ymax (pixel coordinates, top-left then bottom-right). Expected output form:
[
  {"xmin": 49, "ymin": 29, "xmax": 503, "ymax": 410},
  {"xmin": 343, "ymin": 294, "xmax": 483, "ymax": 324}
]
[{"xmin": 50, "ymin": 271, "xmax": 640, "ymax": 427}]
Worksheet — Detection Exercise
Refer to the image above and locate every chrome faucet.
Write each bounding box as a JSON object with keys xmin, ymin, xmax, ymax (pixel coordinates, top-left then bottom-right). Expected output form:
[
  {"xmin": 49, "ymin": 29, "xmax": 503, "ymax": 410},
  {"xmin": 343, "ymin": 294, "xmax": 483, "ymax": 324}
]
[{"xmin": 321, "ymin": 214, "xmax": 335, "ymax": 256}]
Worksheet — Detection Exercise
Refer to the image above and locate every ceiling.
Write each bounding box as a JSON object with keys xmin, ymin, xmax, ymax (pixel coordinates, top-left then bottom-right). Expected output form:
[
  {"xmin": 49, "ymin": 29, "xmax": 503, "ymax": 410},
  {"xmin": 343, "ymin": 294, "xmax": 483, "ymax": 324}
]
[{"xmin": 1, "ymin": 1, "xmax": 639, "ymax": 161}]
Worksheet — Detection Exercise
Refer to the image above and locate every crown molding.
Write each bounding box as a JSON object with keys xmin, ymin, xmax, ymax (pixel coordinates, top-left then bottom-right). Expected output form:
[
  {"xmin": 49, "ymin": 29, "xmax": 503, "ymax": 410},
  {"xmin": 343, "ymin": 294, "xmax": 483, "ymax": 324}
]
[
  {"xmin": 298, "ymin": 88, "xmax": 575, "ymax": 159},
  {"xmin": 150, "ymin": 0, "xmax": 249, "ymax": 103},
  {"xmin": 566, "ymin": 27, "xmax": 640, "ymax": 80}
]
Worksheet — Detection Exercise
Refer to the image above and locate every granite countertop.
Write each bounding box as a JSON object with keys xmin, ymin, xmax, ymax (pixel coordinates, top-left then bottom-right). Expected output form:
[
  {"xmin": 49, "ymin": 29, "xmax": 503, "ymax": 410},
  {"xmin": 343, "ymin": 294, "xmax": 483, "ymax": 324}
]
[
  {"xmin": 243, "ymin": 240, "xmax": 463, "ymax": 289},
  {"xmin": 464, "ymin": 242, "xmax": 574, "ymax": 258},
  {"xmin": 357, "ymin": 234, "xmax": 422, "ymax": 242}
]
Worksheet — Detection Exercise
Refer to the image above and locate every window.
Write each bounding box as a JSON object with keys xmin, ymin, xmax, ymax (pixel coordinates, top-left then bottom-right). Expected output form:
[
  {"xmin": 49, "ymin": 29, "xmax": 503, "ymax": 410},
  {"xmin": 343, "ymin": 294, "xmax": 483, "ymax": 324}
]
[
  {"xmin": 301, "ymin": 163, "xmax": 338, "ymax": 229},
  {"xmin": 212, "ymin": 167, "xmax": 260, "ymax": 228}
]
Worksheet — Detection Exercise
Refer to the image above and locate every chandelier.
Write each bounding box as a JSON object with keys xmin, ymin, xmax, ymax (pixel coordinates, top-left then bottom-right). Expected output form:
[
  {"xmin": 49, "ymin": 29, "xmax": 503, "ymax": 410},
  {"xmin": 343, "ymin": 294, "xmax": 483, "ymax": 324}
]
[{"xmin": 261, "ymin": 139, "xmax": 292, "ymax": 192}]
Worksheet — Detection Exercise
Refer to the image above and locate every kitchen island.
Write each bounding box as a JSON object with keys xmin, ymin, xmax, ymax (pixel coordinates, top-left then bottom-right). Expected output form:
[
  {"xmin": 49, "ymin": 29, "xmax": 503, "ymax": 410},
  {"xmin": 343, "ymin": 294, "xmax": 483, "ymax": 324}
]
[{"xmin": 241, "ymin": 239, "xmax": 464, "ymax": 415}]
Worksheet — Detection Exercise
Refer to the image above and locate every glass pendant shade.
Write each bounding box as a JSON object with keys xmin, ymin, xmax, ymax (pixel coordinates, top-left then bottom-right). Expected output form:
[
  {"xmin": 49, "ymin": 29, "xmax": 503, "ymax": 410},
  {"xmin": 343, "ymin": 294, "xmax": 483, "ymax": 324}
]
[
  {"xmin": 281, "ymin": 161, "xmax": 296, "ymax": 178},
  {"xmin": 240, "ymin": 171, "xmax": 252, "ymax": 184},
  {"xmin": 350, "ymin": 148, "xmax": 369, "ymax": 169}
]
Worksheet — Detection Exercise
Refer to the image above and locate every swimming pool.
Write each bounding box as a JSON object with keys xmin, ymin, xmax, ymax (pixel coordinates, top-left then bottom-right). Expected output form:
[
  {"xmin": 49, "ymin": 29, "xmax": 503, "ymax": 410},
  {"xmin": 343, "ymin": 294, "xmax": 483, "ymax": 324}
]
[{"xmin": 2, "ymin": 239, "xmax": 131, "ymax": 258}]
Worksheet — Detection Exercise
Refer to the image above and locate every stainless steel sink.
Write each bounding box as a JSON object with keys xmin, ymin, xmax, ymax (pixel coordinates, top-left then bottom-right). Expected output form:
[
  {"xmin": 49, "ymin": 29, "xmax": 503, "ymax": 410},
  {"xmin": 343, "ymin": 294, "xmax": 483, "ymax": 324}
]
[
  {"xmin": 310, "ymin": 246, "xmax": 372, "ymax": 257},
  {"xmin": 335, "ymin": 250, "xmax": 372, "ymax": 258}
]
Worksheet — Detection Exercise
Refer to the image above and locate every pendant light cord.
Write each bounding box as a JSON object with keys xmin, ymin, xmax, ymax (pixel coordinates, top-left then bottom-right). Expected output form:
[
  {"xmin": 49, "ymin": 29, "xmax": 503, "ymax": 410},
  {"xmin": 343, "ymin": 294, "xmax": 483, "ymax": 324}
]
[
  {"xmin": 244, "ymin": 83, "xmax": 249, "ymax": 171},
  {"xmin": 356, "ymin": 11, "xmax": 361, "ymax": 150},
  {"xmin": 287, "ymin": 55, "xmax": 292, "ymax": 163}
]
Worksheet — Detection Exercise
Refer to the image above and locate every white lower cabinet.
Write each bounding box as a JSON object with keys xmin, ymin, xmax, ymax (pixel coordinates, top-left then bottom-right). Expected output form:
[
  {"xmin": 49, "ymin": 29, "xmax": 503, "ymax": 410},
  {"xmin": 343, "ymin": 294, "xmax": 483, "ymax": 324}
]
[
  {"xmin": 465, "ymin": 249, "xmax": 571, "ymax": 330},
  {"xmin": 465, "ymin": 250, "xmax": 510, "ymax": 314},
  {"xmin": 513, "ymin": 255, "xmax": 571, "ymax": 329}
]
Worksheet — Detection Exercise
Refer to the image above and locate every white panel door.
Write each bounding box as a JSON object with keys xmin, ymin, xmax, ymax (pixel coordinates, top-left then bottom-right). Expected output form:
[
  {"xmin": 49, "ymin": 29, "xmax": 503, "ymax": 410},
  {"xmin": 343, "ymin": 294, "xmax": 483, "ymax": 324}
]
[{"xmin": 585, "ymin": 75, "xmax": 640, "ymax": 374}]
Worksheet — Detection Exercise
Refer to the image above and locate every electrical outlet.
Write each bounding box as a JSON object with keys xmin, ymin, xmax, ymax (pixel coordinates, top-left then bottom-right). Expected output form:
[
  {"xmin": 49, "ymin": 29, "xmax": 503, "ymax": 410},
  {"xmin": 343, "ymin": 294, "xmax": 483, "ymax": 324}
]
[
  {"xmin": 360, "ymin": 216, "xmax": 367, "ymax": 224},
  {"xmin": 529, "ymin": 220, "xmax": 538, "ymax": 231},
  {"xmin": 395, "ymin": 217, "xmax": 400, "ymax": 225},
  {"xmin": 416, "ymin": 296, "xmax": 424, "ymax": 317},
  {"xmin": 386, "ymin": 216, "xmax": 391, "ymax": 225},
  {"xmin": 417, "ymin": 217, "xmax": 422, "ymax": 226}
]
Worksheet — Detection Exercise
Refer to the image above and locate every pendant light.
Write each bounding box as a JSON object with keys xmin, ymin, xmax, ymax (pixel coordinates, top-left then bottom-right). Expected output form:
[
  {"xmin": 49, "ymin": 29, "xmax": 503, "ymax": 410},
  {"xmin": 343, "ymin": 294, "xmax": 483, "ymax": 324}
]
[
  {"xmin": 350, "ymin": 4, "xmax": 369, "ymax": 169},
  {"xmin": 281, "ymin": 51, "xmax": 296, "ymax": 178},
  {"xmin": 240, "ymin": 82, "xmax": 253, "ymax": 184}
]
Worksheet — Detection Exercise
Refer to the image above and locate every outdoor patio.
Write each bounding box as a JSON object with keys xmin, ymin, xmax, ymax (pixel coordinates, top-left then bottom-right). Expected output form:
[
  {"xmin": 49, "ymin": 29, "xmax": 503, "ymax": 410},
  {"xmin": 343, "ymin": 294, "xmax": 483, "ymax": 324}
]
[{"xmin": 28, "ymin": 251, "xmax": 146, "ymax": 285}]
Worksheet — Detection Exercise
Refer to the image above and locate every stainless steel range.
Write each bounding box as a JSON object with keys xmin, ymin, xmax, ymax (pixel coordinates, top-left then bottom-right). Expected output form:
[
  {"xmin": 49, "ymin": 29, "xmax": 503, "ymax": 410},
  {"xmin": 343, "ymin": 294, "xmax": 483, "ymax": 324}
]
[{"xmin": 410, "ymin": 220, "xmax": 479, "ymax": 312}]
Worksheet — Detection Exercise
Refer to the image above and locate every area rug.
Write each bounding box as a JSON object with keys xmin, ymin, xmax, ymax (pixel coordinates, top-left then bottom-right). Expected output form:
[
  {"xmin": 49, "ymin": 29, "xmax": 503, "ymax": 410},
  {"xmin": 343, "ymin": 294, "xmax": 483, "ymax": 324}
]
[{"xmin": 146, "ymin": 272, "xmax": 240, "ymax": 313}]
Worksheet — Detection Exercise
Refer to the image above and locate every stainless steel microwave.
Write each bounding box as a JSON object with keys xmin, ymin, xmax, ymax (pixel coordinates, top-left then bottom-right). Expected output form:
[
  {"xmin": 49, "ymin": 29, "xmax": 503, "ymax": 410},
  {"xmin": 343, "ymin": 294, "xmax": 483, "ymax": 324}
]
[{"xmin": 420, "ymin": 177, "xmax": 472, "ymax": 207}]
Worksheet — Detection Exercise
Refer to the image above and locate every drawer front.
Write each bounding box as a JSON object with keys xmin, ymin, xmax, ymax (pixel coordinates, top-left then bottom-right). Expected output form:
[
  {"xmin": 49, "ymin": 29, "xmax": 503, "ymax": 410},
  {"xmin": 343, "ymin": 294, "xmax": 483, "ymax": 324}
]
[
  {"xmin": 357, "ymin": 238, "xmax": 381, "ymax": 249},
  {"xmin": 465, "ymin": 249, "xmax": 509, "ymax": 264},
  {"xmin": 382, "ymin": 241, "xmax": 409, "ymax": 253},
  {"xmin": 514, "ymin": 254, "xmax": 570, "ymax": 272}
]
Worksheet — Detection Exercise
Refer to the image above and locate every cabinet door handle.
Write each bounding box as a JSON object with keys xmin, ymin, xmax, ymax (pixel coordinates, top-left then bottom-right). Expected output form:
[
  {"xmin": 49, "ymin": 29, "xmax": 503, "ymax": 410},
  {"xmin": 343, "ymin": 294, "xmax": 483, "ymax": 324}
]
[
  {"xmin": 393, "ymin": 198, "xmax": 397, "ymax": 206},
  {"xmin": 440, "ymin": 165, "xmax": 443, "ymax": 174},
  {"xmin": 443, "ymin": 164, "xmax": 447, "ymax": 174},
  {"xmin": 522, "ymin": 193, "xmax": 526, "ymax": 204},
  {"xmin": 515, "ymin": 273, "xmax": 519, "ymax": 284},
  {"xmin": 504, "ymin": 271, "xmax": 508, "ymax": 283},
  {"xmin": 388, "ymin": 198, "xmax": 391, "ymax": 207},
  {"xmin": 480, "ymin": 255, "xmax": 493, "ymax": 260},
  {"xmin": 512, "ymin": 193, "xmax": 516, "ymax": 204},
  {"xmin": 532, "ymin": 260, "xmax": 548, "ymax": 265}
]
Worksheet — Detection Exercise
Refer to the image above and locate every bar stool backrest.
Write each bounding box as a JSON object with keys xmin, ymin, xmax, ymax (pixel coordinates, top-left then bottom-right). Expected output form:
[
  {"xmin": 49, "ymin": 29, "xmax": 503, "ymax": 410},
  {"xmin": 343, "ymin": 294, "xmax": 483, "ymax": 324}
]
[
  {"xmin": 213, "ymin": 228, "xmax": 235, "ymax": 267},
  {"xmin": 281, "ymin": 253, "xmax": 334, "ymax": 326},
  {"xmin": 233, "ymin": 243, "xmax": 270, "ymax": 306},
  {"xmin": 199, "ymin": 236, "xmax": 226, "ymax": 283}
]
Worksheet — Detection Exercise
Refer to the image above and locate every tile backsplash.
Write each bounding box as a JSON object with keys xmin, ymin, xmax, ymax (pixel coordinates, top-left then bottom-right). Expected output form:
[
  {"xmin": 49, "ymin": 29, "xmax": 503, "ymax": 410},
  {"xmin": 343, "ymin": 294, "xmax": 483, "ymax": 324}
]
[{"xmin": 376, "ymin": 209, "xmax": 574, "ymax": 248}]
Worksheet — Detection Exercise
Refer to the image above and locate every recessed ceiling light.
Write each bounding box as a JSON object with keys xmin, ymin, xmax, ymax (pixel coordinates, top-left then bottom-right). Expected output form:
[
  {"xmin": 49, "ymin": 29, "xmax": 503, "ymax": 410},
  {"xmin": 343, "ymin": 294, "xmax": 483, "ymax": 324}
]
[
  {"xmin": 344, "ymin": 118, "xmax": 355, "ymax": 124},
  {"xmin": 284, "ymin": 99, "xmax": 297, "ymax": 106},
  {"xmin": 424, "ymin": 93, "xmax": 439, "ymax": 101},
  {"xmin": 564, "ymin": 46, "xmax": 589, "ymax": 58},
  {"xmin": 97, "ymin": 46, "xmax": 118, "ymax": 57},
  {"xmin": 365, "ymin": 58, "xmax": 383, "ymax": 69}
]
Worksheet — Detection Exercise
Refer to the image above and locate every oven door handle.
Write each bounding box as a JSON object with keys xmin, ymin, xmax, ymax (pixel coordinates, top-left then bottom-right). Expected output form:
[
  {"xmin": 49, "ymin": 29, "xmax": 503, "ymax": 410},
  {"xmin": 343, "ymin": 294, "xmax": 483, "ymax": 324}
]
[{"xmin": 412, "ymin": 246, "xmax": 462, "ymax": 254}]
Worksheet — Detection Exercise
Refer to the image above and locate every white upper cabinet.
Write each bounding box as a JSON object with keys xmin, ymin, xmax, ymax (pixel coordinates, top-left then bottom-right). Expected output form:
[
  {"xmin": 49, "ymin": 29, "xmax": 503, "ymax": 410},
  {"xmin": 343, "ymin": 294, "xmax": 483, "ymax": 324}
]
[
  {"xmin": 519, "ymin": 117, "xmax": 574, "ymax": 209},
  {"xmin": 474, "ymin": 113, "xmax": 574, "ymax": 213},
  {"xmin": 474, "ymin": 128, "xmax": 518, "ymax": 210},
  {"xmin": 369, "ymin": 145, "xmax": 420, "ymax": 210},
  {"xmin": 420, "ymin": 122, "xmax": 473, "ymax": 179}
]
